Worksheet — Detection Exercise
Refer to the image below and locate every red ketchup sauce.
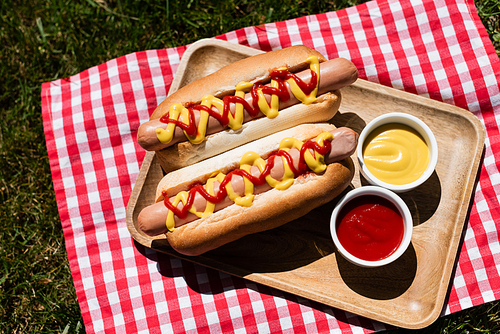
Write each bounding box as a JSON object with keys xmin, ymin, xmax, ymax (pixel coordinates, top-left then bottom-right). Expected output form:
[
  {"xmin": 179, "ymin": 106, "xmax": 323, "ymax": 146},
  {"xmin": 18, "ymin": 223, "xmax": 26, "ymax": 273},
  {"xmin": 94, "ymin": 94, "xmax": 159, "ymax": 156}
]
[
  {"xmin": 158, "ymin": 68, "xmax": 318, "ymax": 135},
  {"xmin": 163, "ymin": 138, "xmax": 331, "ymax": 219},
  {"xmin": 336, "ymin": 195, "xmax": 404, "ymax": 261}
]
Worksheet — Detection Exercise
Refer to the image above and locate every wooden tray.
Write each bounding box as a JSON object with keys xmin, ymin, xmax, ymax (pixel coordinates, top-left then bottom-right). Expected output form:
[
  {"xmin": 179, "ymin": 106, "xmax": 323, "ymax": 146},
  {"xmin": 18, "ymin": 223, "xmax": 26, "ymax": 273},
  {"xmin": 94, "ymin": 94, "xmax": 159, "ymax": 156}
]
[{"xmin": 126, "ymin": 39, "xmax": 485, "ymax": 329}]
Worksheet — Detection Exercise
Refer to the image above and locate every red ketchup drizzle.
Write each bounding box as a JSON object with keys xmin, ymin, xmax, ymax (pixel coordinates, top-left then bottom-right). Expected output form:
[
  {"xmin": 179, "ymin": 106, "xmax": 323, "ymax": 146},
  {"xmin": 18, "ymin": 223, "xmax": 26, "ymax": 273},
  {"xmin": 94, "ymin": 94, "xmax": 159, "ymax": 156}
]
[
  {"xmin": 336, "ymin": 195, "xmax": 404, "ymax": 261},
  {"xmin": 159, "ymin": 68, "xmax": 318, "ymax": 136},
  {"xmin": 163, "ymin": 136, "xmax": 330, "ymax": 220}
]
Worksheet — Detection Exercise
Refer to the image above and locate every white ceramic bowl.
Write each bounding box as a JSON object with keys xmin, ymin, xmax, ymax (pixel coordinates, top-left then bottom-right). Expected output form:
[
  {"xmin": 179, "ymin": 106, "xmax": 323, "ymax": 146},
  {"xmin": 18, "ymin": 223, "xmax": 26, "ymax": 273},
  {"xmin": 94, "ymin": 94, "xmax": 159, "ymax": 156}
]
[
  {"xmin": 357, "ymin": 112, "xmax": 438, "ymax": 193},
  {"xmin": 330, "ymin": 186, "xmax": 413, "ymax": 268}
]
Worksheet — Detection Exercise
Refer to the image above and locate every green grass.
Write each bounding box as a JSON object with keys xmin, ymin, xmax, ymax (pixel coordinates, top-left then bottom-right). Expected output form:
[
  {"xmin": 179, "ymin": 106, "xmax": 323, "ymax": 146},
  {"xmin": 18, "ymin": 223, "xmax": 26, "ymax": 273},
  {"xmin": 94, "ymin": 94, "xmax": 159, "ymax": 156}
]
[{"xmin": 0, "ymin": 0, "xmax": 499, "ymax": 333}]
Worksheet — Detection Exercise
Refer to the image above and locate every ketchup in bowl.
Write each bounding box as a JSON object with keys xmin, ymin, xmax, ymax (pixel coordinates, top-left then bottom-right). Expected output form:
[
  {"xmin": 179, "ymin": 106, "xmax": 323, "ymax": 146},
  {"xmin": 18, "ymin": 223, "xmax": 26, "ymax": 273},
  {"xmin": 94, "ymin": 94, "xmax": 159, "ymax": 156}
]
[
  {"xmin": 330, "ymin": 186, "xmax": 413, "ymax": 267},
  {"xmin": 336, "ymin": 195, "xmax": 404, "ymax": 261}
]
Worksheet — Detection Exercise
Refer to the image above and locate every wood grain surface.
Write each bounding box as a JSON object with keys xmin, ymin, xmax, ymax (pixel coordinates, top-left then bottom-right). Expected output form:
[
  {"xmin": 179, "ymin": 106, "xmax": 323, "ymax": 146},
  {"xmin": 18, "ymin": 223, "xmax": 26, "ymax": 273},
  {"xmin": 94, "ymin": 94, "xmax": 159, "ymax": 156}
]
[{"xmin": 126, "ymin": 39, "xmax": 485, "ymax": 329}]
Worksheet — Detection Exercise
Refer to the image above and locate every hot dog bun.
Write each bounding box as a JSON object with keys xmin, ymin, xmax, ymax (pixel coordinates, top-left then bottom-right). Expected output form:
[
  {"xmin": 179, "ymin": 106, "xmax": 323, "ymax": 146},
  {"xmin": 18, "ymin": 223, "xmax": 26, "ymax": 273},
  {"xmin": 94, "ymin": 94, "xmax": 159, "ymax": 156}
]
[
  {"xmin": 150, "ymin": 123, "xmax": 356, "ymax": 256},
  {"xmin": 155, "ymin": 92, "xmax": 341, "ymax": 175},
  {"xmin": 149, "ymin": 46, "xmax": 328, "ymax": 120},
  {"xmin": 141, "ymin": 45, "xmax": 358, "ymax": 173}
]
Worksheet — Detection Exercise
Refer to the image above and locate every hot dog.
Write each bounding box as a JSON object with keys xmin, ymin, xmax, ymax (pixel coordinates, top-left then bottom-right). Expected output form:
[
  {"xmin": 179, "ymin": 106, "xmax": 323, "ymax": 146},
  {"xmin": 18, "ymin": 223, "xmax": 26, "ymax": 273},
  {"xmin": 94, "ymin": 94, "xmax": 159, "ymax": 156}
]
[
  {"xmin": 137, "ymin": 45, "xmax": 358, "ymax": 173},
  {"xmin": 137, "ymin": 123, "xmax": 358, "ymax": 256}
]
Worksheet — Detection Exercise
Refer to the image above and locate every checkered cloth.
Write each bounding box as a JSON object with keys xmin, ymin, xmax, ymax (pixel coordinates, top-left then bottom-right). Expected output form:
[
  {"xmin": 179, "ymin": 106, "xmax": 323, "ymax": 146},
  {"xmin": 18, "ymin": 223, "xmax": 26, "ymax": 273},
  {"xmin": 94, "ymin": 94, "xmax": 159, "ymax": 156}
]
[{"xmin": 41, "ymin": 0, "xmax": 500, "ymax": 332}]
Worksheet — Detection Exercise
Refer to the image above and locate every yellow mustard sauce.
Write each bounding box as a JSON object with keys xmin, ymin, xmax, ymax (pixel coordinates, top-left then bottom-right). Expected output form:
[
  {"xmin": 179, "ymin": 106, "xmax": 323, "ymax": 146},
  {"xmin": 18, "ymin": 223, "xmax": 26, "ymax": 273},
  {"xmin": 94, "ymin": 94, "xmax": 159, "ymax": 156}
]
[
  {"xmin": 156, "ymin": 56, "xmax": 320, "ymax": 145},
  {"xmin": 165, "ymin": 132, "xmax": 332, "ymax": 231},
  {"xmin": 362, "ymin": 123, "xmax": 429, "ymax": 185}
]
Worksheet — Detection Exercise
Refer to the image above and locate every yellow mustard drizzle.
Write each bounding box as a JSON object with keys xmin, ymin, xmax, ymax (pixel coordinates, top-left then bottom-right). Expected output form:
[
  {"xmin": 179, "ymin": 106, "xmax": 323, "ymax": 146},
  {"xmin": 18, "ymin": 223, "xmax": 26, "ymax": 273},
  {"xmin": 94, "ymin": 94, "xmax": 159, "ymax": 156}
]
[
  {"xmin": 362, "ymin": 123, "xmax": 429, "ymax": 185},
  {"xmin": 225, "ymin": 162, "xmax": 255, "ymax": 207},
  {"xmin": 156, "ymin": 56, "xmax": 320, "ymax": 145},
  {"xmin": 165, "ymin": 131, "xmax": 332, "ymax": 231},
  {"xmin": 280, "ymin": 132, "xmax": 333, "ymax": 174}
]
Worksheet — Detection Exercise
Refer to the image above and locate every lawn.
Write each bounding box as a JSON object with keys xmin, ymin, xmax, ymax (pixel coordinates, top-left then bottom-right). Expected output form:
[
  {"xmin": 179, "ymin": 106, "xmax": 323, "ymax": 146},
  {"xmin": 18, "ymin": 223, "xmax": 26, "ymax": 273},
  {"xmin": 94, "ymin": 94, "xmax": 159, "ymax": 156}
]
[{"xmin": 1, "ymin": 0, "xmax": 499, "ymax": 333}]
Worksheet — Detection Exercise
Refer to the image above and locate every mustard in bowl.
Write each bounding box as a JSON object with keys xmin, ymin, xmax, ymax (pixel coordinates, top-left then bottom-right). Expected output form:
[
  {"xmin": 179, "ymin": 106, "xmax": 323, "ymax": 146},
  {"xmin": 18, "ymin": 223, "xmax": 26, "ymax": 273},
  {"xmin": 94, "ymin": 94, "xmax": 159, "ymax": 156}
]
[{"xmin": 357, "ymin": 113, "xmax": 438, "ymax": 193}]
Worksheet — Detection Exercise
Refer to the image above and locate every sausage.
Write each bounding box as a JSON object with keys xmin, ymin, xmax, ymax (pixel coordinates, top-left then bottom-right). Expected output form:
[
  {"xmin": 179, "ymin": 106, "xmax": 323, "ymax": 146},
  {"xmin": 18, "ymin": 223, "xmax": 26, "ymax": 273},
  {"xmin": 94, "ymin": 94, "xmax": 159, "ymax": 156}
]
[
  {"xmin": 137, "ymin": 58, "xmax": 358, "ymax": 152},
  {"xmin": 137, "ymin": 126, "xmax": 358, "ymax": 238}
]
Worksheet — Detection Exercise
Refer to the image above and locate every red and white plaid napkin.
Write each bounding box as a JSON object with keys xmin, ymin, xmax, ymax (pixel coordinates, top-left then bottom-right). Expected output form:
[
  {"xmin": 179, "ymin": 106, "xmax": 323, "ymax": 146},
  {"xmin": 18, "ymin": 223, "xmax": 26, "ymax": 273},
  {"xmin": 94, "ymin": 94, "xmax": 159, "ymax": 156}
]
[{"xmin": 41, "ymin": 0, "xmax": 500, "ymax": 332}]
